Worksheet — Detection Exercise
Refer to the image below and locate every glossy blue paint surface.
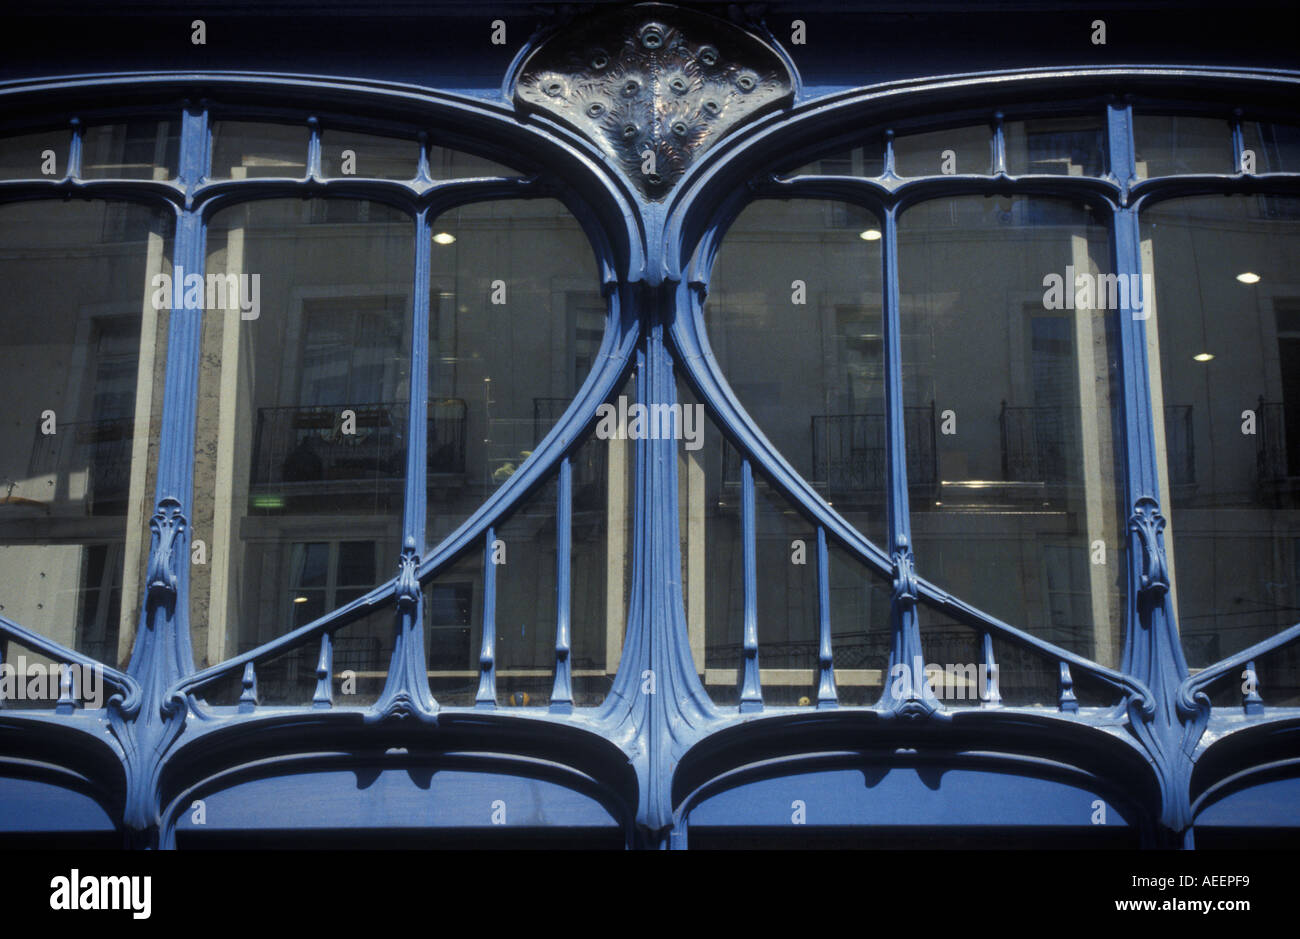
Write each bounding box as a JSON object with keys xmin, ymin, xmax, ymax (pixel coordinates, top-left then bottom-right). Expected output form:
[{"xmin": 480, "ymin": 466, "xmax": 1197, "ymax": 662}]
[{"xmin": 0, "ymin": 3, "xmax": 1298, "ymax": 848}]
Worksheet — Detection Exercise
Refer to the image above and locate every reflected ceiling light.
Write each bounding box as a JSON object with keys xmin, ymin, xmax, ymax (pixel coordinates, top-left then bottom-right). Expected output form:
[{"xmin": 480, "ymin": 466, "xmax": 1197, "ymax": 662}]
[
  {"xmin": 293, "ymin": 596, "xmax": 309, "ymax": 604},
  {"xmin": 433, "ymin": 232, "xmax": 457, "ymax": 245},
  {"xmin": 1236, "ymin": 271, "xmax": 1261, "ymax": 284},
  {"xmin": 859, "ymin": 229, "xmax": 881, "ymax": 241},
  {"xmin": 1193, "ymin": 352, "xmax": 1215, "ymax": 362}
]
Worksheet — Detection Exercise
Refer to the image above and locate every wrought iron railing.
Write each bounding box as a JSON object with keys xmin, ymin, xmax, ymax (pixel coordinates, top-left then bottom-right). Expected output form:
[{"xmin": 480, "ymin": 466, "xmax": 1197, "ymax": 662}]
[
  {"xmin": 809, "ymin": 405, "xmax": 938, "ymax": 495},
  {"xmin": 1000, "ymin": 403, "xmax": 1195, "ymax": 486}
]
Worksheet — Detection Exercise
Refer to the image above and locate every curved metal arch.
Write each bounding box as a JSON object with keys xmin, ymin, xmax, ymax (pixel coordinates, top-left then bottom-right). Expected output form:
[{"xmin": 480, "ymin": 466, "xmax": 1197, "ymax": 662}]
[
  {"xmin": 154, "ymin": 711, "xmax": 643, "ymax": 844},
  {"xmin": 662, "ymin": 65, "xmax": 1300, "ymax": 279},
  {"xmin": 157, "ymin": 748, "xmax": 638, "ymax": 849},
  {"xmin": 1188, "ymin": 718, "xmax": 1300, "ymax": 817},
  {"xmin": 669, "ymin": 713, "xmax": 1161, "ymax": 834},
  {"xmin": 0, "ymin": 72, "xmax": 650, "ymax": 280}
]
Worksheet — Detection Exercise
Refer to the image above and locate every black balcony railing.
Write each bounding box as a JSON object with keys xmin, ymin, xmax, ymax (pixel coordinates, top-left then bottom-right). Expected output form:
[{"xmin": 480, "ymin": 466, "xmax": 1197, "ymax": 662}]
[
  {"xmin": 808, "ymin": 405, "xmax": 938, "ymax": 495},
  {"xmin": 250, "ymin": 399, "xmax": 466, "ymax": 487},
  {"xmin": 1000, "ymin": 403, "xmax": 1079, "ymax": 483},
  {"xmin": 27, "ymin": 417, "xmax": 134, "ymax": 509},
  {"xmin": 1000, "ymin": 403, "xmax": 1195, "ymax": 487}
]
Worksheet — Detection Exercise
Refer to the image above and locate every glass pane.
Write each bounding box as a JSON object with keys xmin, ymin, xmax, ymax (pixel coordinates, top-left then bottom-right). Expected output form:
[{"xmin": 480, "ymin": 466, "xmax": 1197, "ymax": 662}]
[
  {"xmin": 827, "ymin": 541, "xmax": 892, "ymax": 706},
  {"xmin": 786, "ymin": 143, "xmax": 885, "ymax": 178},
  {"xmin": 1005, "ymin": 115, "xmax": 1106, "ymax": 177},
  {"xmin": 900, "ymin": 195, "xmax": 1126, "ymax": 668},
  {"xmin": 0, "ymin": 201, "xmax": 172, "ymax": 666},
  {"xmin": 0, "ymin": 128, "xmax": 68, "ymax": 179},
  {"xmin": 425, "ymin": 198, "xmax": 605, "ymax": 549},
  {"xmin": 427, "ymin": 144, "xmax": 519, "ymax": 179},
  {"xmin": 197, "ymin": 199, "xmax": 412, "ymax": 665},
  {"xmin": 1241, "ymin": 121, "xmax": 1300, "ymax": 174},
  {"xmin": 82, "ymin": 121, "xmax": 180, "ymax": 180},
  {"xmin": 321, "ymin": 130, "xmax": 418, "ymax": 180},
  {"xmin": 1144, "ymin": 195, "xmax": 1300, "ymax": 704},
  {"xmin": 895, "ymin": 125, "xmax": 991, "ymax": 177},
  {"xmin": 704, "ymin": 199, "xmax": 887, "ymax": 546},
  {"xmin": 1134, "ymin": 114, "xmax": 1233, "ymax": 178},
  {"xmin": 425, "ymin": 549, "xmax": 482, "ymax": 707},
  {"xmin": 210, "ymin": 121, "xmax": 307, "ymax": 179}
]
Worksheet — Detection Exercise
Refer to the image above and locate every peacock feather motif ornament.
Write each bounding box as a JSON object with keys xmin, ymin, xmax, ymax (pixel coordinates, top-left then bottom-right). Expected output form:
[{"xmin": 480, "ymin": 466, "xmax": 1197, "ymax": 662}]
[{"xmin": 513, "ymin": 3, "xmax": 794, "ymax": 199}]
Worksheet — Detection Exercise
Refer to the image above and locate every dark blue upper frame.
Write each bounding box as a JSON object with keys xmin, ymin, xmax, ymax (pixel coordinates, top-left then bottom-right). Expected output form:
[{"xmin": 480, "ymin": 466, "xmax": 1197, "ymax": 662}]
[{"xmin": 2, "ymin": 58, "xmax": 1300, "ymax": 849}]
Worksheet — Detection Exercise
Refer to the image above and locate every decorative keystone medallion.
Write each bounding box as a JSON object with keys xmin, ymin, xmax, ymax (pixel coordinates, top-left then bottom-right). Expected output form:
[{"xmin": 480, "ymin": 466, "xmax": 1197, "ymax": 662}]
[{"xmin": 513, "ymin": 3, "xmax": 794, "ymax": 199}]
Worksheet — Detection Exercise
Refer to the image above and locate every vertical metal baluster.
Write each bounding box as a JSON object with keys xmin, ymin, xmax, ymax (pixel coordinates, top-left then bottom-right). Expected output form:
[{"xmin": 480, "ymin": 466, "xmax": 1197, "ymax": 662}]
[
  {"xmin": 981, "ymin": 632, "xmax": 1001, "ymax": 707},
  {"xmin": 238, "ymin": 661, "xmax": 259, "ymax": 713},
  {"xmin": 1243, "ymin": 658, "xmax": 1264, "ymax": 715},
  {"xmin": 738, "ymin": 458, "xmax": 762, "ymax": 712},
  {"xmin": 306, "ymin": 116, "xmax": 322, "ymax": 180},
  {"xmin": 476, "ymin": 526, "xmax": 498, "ymax": 709},
  {"xmin": 551, "ymin": 456, "xmax": 574, "ymax": 713},
  {"xmin": 55, "ymin": 664, "xmax": 77, "ymax": 714},
  {"xmin": 313, "ymin": 632, "xmax": 333, "ymax": 709},
  {"xmin": 815, "ymin": 526, "xmax": 837, "ymax": 708},
  {"xmin": 67, "ymin": 116, "xmax": 82, "ymax": 179},
  {"xmin": 992, "ymin": 110, "xmax": 1007, "ymax": 176},
  {"xmin": 0, "ymin": 641, "xmax": 5, "ymax": 709},
  {"xmin": 1058, "ymin": 661, "xmax": 1079, "ymax": 713}
]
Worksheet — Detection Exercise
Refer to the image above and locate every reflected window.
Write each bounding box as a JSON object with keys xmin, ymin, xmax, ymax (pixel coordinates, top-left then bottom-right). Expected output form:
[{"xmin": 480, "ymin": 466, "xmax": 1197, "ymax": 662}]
[
  {"xmin": 1144, "ymin": 195, "xmax": 1300, "ymax": 702},
  {"xmin": 0, "ymin": 200, "xmax": 172, "ymax": 665},
  {"xmin": 900, "ymin": 195, "xmax": 1126, "ymax": 666}
]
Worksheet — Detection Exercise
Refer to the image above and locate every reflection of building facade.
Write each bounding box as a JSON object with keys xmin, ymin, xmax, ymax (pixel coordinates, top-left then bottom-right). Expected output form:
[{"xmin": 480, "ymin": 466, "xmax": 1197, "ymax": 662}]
[{"xmin": 1, "ymin": 2, "xmax": 1299, "ymax": 849}]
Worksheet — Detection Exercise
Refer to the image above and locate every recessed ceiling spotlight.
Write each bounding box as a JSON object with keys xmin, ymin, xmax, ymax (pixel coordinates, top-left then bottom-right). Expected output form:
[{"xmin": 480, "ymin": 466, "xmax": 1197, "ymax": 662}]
[{"xmin": 1236, "ymin": 271, "xmax": 1261, "ymax": 284}]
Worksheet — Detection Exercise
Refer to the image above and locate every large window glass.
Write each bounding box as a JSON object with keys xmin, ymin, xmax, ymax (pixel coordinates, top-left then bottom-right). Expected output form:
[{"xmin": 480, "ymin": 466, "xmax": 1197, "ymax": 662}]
[
  {"xmin": 1145, "ymin": 195, "xmax": 1300, "ymax": 703},
  {"xmin": 197, "ymin": 199, "xmax": 413, "ymax": 678},
  {"xmin": 0, "ymin": 200, "xmax": 172, "ymax": 668},
  {"xmin": 900, "ymin": 196, "xmax": 1126, "ymax": 667}
]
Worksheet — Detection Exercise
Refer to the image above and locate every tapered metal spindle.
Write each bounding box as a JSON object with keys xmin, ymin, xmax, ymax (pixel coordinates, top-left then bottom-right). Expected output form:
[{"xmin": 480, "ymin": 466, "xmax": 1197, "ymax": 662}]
[
  {"xmin": 67, "ymin": 117, "xmax": 82, "ymax": 179},
  {"xmin": 476, "ymin": 526, "xmax": 498, "ymax": 709},
  {"xmin": 738, "ymin": 458, "xmax": 762, "ymax": 713},
  {"xmin": 238, "ymin": 661, "xmax": 259, "ymax": 713},
  {"xmin": 551, "ymin": 457, "xmax": 574, "ymax": 714},
  {"xmin": 1058, "ymin": 661, "xmax": 1079, "ymax": 713},
  {"xmin": 981, "ymin": 632, "xmax": 1001, "ymax": 707},
  {"xmin": 306, "ymin": 116, "xmax": 322, "ymax": 180},
  {"xmin": 55, "ymin": 663, "xmax": 77, "ymax": 714},
  {"xmin": 815, "ymin": 526, "xmax": 837, "ymax": 708},
  {"xmin": 312, "ymin": 632, "xmax": 333, "ymax": 709},
  {"xmin": 1243, "ymin": 658, "xmax": 1264, "ymax": 715},
  {"xmin": 992, "ymin": 110, "xmax": 1006, "ymax": 175}
]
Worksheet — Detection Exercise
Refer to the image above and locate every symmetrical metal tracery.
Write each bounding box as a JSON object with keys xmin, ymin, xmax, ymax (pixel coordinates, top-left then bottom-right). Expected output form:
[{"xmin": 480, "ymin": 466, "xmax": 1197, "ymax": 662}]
[{"xmin": 0, "ymin": 4, "xmax": 1299, "ymax": 849}]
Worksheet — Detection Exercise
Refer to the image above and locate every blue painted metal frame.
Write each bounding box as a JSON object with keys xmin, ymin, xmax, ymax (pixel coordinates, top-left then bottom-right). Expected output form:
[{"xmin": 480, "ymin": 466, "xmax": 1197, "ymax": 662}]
[{"xmin": 1, "ymin": 55, "xmax": 1300, "ymax": 849}]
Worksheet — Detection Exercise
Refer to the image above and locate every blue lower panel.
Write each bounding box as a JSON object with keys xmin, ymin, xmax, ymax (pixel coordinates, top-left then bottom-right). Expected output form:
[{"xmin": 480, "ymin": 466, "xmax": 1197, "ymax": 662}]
[
  {"xmin": 177, "ymin": 767, "xmax": 618, "ymax": 832},
  {"xmin": 0, "ymin": 776, "xmax": 115, "ymax": 832},
  {"xmin": 690, "ymin": 767, "xmax": 1132, "ymax": 828},
  {"xmin": 1196, "ymin": 776, "xmax": 1300, "ymax": 828}
]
